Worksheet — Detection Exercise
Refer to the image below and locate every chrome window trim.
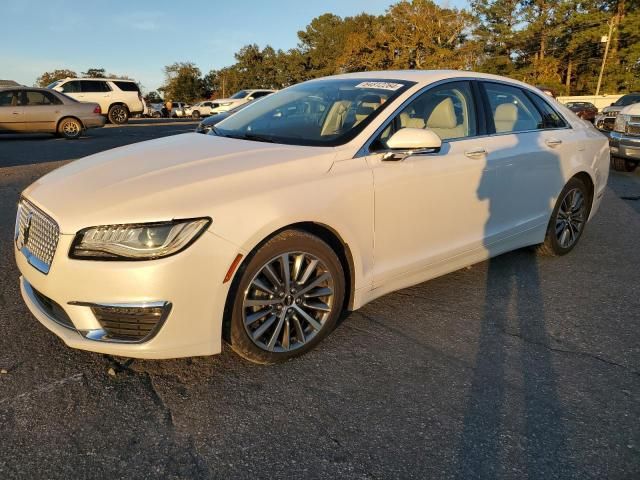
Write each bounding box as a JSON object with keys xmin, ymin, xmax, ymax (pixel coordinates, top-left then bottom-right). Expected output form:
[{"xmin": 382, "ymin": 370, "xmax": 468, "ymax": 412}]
[{"xmin": 354, "ymin": 76, "xmax": 573, "ymax": 159}]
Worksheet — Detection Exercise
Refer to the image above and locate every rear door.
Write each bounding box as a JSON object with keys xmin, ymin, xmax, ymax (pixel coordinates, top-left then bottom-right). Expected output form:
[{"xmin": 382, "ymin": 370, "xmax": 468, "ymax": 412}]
[
  {"xmin": 80, "ymin": 80, "xmax": 111, "ymax": 111},
  {"xmin": 0, "ymin": 90, "xmax": 25, "ymax": 132},
  {"xmin": 21, "ymin": 90, "xmax": 64, "ymax": 131},
  {"xmin": 478, "ymin": 81, "xmax": 570, "ymax": 241}
]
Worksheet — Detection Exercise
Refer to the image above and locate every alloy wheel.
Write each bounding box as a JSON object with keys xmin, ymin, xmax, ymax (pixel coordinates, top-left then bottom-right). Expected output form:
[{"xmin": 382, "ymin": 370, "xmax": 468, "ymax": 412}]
[
  {"xmin": 62, "ymin": 120, "xmax": 80, "ymax": 137},
  {"xmin": 555, "ymin": 188, "xmax": 585, "ymax": 249},
  {"xmin": 242, "ymin": 252, "xmax": 335, "ymax": 353}
]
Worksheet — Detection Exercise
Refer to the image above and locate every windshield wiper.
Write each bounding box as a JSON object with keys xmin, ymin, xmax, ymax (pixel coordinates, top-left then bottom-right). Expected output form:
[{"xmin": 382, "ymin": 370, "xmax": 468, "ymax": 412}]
[{"xmin": 241, "ymin": 132, "xmax": 276, "ymax": 143}]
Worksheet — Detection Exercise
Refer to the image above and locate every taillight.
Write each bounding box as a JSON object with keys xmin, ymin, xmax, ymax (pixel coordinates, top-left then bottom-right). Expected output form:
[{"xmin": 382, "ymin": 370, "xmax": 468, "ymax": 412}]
[{"xmin": 93, "ymin": 105, "xmax": 101, "ymax": 114}]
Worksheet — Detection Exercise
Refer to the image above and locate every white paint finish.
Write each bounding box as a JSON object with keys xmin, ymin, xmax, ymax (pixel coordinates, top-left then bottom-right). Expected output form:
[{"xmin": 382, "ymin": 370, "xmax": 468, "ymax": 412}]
[{"xmin": 16, "ymin": 70, "xmax": 610, "ymax": 359}]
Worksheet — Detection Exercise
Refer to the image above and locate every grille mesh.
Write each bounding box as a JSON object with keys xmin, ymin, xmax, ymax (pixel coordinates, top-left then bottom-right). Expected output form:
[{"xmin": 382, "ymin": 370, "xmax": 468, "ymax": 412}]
[{"xmin": 16, "ymin": 199, "xmax": 60, "ymax": 272}]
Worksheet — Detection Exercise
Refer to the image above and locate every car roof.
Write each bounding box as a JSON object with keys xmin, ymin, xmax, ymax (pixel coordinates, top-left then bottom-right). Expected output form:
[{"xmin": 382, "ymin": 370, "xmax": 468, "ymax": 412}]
[
  {"xmin": 0, "ymin": 86, "xmax": 51, "ymax": 92},
  {"xmin": 59, "ymin": 77, "xmax": 137, "ymax": 82},
  {"xmin": 322, "ymin": 69, "xmax": 540, "ymax": 90}
]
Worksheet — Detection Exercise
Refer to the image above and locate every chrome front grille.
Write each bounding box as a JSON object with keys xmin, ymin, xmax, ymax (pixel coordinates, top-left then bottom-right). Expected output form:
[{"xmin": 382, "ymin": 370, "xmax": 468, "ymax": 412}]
[{"xmin": 15, "ymin": 199, "xmax": 60, "ymax": 274}]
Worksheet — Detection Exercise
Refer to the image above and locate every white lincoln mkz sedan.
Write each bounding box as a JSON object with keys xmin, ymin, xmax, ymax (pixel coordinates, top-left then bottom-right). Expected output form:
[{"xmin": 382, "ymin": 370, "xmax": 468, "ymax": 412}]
[{"xmin": 15, "ymin": 71, "xmax": 609, "ymax": 364}]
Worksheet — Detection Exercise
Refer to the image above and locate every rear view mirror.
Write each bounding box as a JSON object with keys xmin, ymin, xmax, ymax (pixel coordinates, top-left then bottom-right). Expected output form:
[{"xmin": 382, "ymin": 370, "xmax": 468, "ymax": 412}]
[{"xmin": 383, "ymin": 128, "xmax": 442, "ymax": 161}]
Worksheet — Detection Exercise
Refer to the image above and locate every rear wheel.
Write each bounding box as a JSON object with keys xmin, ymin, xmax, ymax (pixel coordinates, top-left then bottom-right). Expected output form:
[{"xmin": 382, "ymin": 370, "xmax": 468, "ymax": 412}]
[
  {"xmin": 108, "ymin": 105, "xmax": 129, "ymax": 124},
  {"xmin": 228, "ymin": 230, "xmax": 345, "ymax": 364},
  {"xmin": 537, "ymin": 177, "xmax": 590, "ymax": 256},
  {"xmin": 611, "ymin": 156, "xmax": 638, "ymax": 172},
  {"xmin": 57, "ymin": 117, "xmax": 82, "ymax": 139}
]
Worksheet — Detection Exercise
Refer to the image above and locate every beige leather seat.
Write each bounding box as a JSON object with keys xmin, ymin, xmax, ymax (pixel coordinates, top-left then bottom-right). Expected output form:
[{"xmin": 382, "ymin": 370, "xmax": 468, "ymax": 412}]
[
  {"xmin": 494, "ymin": 103, "xmax": 518, "ymax": 133},
  {"xmin": 399, "ymin": 111, "xmax": 426, "ymax": 129},
  {"xmin": 320, "ymin": 100, "xmax": 352, "ymax": 136},
  {"xmin": 426, "ymin": 97, "xmax": 465, "ymax": 139},
  {"xmin": 354, "ymin": 95, "xmax": 381, "ymax": 126}
]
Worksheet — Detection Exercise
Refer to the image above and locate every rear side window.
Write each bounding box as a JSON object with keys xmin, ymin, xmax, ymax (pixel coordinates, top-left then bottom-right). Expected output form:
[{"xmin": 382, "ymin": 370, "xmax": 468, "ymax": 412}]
[
  {"xmin": 81, "ymin": 81, "xmax": 111, "ymax": 92},
  {"xmin": 61, "ymin": 81, "xmax": 81, "ymax": 93},
  {"xmin": 114, "ymin": 81, "xmax": 140, "ymax": 92},
  {"xmin": 526, "ymin": 92, "xmax": 567, "ymax": 129},
  {"xmin": 482, "ymin": 82, "xmax": 543, "ymax": 133},
  {"xmin": 0, "ymin": 90, "xmax": 16, "ymax": 106},
  {"xmin": 23, "ymin": 90, "xmax": 62, "ymax": 106}
]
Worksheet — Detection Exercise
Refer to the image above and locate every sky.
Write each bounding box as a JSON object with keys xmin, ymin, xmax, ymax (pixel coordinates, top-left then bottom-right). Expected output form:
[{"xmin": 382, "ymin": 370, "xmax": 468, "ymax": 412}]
[{"xmin": 0, "ymin": 0, "xmax": 469, "ymax": 92}]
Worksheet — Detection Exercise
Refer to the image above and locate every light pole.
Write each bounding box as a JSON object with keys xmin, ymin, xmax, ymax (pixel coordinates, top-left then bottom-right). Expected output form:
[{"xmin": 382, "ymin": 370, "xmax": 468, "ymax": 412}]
[{"xmin": 595, "ymin": 17, "xmax": 615, "ymax": 96}]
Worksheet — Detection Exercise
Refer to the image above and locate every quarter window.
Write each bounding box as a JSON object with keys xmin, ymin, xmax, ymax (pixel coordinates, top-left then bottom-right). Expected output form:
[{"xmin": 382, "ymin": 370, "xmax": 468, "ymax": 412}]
[
  {"xmin": 527, "ymin": 92, "xmax": 567, "ymax": 129},
  {"xmin": 482, "ymin": 82, "xmax": 543, "ymax": 133}
]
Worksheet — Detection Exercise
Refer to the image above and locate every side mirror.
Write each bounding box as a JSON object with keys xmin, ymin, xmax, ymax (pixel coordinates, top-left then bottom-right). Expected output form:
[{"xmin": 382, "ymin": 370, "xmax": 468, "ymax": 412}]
[{"xmin": 383, "ymin": 128, "xmax": 442, "ymax": 161}]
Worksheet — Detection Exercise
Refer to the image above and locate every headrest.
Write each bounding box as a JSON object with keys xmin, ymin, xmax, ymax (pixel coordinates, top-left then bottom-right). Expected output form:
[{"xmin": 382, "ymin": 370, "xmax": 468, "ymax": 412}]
[
  {"xmin": 495, "ymin": 103, "xmax": 518, "ymax": 123},
  {"xmin": 356, "ymin": 105, "xmax": 375, "ymax": 116},
  {"xmin": 427, "ymin": 97, "xmax": 457, "ymax": 129},
  {"xmin": 359, "ymin": 94, "xmax": 381, "ymax": 104}
]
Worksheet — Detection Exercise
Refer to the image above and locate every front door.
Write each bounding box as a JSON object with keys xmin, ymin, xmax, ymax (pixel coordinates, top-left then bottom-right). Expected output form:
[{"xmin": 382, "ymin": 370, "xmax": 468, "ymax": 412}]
[{"xmin": 367, "ymin": 81, "xmax": 498, "ymax": 287}]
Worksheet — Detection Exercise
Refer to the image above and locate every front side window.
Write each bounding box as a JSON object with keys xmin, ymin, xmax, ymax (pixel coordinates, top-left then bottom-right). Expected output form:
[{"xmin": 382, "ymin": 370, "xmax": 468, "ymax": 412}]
[
  {"xmin": 61, "ymin": 81, "xmax": 81, "ymax": 93},
  {"xmin": 372, "ymin": 81, "xmax": 477, "ymax": 150},
  {"xmin": 215, "ymin": 79, "xmax": 414, "ymax": 146},
  {"xmin": 251, "ymin": 91, "xmax": 272, "ymax": 99},
  {"xmin": 614, "ymin": 95, "xmax": 640, "ymax": 107},
  {"xmin": 482, "ymin": 82, "xmax": 543, "ymax": 133}
]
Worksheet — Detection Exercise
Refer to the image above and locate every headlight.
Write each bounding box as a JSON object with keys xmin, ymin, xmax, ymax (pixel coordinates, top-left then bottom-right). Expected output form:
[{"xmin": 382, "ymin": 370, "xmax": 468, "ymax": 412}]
[
  {"xmin": 614, "ymin": 114, "xmax": 630, "ymax": 133},
  {"xmin": 70, "ymin": 218, "xmax": 211, "ymax": 260}
]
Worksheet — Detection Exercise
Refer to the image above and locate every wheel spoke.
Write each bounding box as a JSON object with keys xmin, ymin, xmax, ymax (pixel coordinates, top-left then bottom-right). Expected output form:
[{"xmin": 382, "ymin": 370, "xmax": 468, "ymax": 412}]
[
  {"xmin": 303, "ymin": 301, "xmax": 331, "ymax": 312},
  {"xmin": 304, "ymin": 287, "xmax": 333, "ymax": 298},
  {"xmin": 281, "ymin": 319, "xmax": 290, "ymax": 349},
  {"xmin": 263, "ymin": 263, "xmax": 282, "ymax": 289},
  {"xmin": 244, "ymin": 298, "xmax": 281, "ymax": 308},
  {"xmin": 267, "ymin": 312, "xmax": 286, "ymax": 350},
  {"xmin": 292, "ymin": 316, "xmax": 306, "ymax": 344},
  {"xmin": 252, "ymin": 278, "xmax": 275, "ymax": 295},
  {"xmin": 251, "ymin": 314, "xmax": 277, "ymax": 340},
  {"xmin": 245, "ymin": 308, "xmax": 272, "ymax": 326},
  {"xmin": 293, "ymin": 305, "xmax": 322, "ymax": 331},
  {"xmin": 298, "ymin": 259, "xmax": 318, "ymax": 284},
  {"xmin": 280, "ymin": 254, "xmax": 290, "ymax": 292},
  {"xmin": 296, "ymin": 272, "xmax": 330, "ymax": 297},
  {"xmin": 292, "ymin": 254, "xmax": 304, "ymax": 282},
  {"xmin": 560, "ymin": 227, "xmax": 570, "ymax": 248}
]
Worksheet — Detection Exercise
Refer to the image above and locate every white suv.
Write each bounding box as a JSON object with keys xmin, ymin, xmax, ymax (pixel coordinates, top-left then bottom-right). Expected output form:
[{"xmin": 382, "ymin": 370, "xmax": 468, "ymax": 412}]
[
  {"xmin": 48, "ymin": 78, "xmax": 144, "ymax": 124},
  {"xmin": 209, "ymin": 89, "xmax": 275, "ymax": 115},
  {"xmin": 185, "ymin": 101, "xmax": 218, "ymax": 118}
]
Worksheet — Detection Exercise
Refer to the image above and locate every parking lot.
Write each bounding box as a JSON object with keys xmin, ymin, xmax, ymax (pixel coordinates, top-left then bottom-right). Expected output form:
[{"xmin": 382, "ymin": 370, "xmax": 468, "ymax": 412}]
[{"xmin": 0, "ymin": 119, "xmax": 638, "ymax": 479}]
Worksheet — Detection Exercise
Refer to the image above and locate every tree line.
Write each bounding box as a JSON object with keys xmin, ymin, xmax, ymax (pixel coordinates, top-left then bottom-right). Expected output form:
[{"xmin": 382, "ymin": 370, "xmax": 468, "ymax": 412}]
[{"xmin": 36, "ymin": 0, "xmax": 639, "ymax": 102}]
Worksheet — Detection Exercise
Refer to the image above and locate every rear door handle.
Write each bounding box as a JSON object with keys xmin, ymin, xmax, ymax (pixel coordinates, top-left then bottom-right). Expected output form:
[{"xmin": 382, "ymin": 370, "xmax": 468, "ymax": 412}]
[
  {"xmin": 464, "ymin": 148, "xmax": 487, "ymax": 159},
  {"xmin": 545, "ymin": 138, "xmax": 563, "ymax": 148}
]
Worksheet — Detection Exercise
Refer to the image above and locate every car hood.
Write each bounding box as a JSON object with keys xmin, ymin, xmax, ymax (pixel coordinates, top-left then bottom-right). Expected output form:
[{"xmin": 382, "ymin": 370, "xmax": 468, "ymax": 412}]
[
  {"xmin": 23, "ymin": 133, "xmax": 337, "ymax": 234},
  {"xmin": 620, "ymin": 103, "xmax": 640, "ymax": 115},
  {"xmin": 602, "ymin": 105, "xmax": 623, "ymax": 114},
  {"xmin": 213, "ymin": 98, "xmax": 243, "ymax": 105}
]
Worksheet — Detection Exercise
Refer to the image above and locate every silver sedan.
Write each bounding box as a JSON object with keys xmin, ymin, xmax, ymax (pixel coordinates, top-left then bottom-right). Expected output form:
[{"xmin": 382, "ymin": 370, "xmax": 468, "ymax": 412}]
[{"xmin": 0, "ymin": 87, "xmax": 105, "ymax": 139}]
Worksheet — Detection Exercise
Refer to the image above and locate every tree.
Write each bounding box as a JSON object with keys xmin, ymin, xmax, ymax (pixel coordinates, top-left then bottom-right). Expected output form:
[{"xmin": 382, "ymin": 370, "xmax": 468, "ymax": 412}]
[
  {"xmin": 161, "ymin": 62, "xmax": 204, "ymax": 102},
  {"xmin": 34, "ymin": 69, "xmax": 77, "ymax": 87},
  {"xmin": 145, "ymin": 91, "xmax": 163, "ymax": 103},
  {"xmin": 82, "ymin": 68, "xmax": 106, "ymax": 78}
]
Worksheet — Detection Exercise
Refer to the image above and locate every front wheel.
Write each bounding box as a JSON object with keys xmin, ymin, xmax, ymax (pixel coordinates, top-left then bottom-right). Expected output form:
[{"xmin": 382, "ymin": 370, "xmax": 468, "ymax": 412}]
[
  {"xmin": 227, "ymin": 230, "xmax": 345, "ymax": 364},
  {"xmin": 537, "ymin": 177, "xmax": 590, "ymax": 256},
  {"xmin": 57, "ymin": 117, "xmax": 83, "ymax": 139},
  {"xmin": 108, "ymin": 105, "xmax": 129, "ymax": 124}
]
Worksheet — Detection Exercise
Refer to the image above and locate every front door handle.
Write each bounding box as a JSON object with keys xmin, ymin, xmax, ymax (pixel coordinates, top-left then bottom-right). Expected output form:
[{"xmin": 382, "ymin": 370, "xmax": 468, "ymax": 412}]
[
  {"xmin": 545, "ymin": 138, "xmax": 563, "ymax": 148},
  {"xmin": 464, "ymin": 148, "xmax": 487, "ymax": 159}
]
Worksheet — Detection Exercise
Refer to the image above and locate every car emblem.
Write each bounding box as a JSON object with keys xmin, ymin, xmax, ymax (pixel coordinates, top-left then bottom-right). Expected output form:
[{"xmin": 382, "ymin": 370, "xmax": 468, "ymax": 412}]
[{"xmin": 20, "ymin": 212, "xmax": 33, "ymax": 249}]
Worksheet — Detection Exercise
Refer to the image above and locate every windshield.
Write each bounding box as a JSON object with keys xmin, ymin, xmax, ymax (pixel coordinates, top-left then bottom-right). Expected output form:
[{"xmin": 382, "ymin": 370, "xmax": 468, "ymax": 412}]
[
  {"xmin": 214, "ymin": 78, "xmax": 414, "ymax": 146},
  {"xmin": 614, "ymin": 95, "xmax": 640, "ymax": 106},
  {"xmin": 230, "ymin": 90, "xmax": 249, "ymax": 99},
  {"xmin": 46, "ymin": 80, "xmax": 61, "ymax": 89}
]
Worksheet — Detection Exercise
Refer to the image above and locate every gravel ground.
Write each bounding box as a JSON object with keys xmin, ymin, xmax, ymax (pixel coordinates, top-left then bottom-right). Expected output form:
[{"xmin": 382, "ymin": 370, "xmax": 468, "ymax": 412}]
[{"xmin": 0, "ymin": 121, "xmax": 638, "ymax": 479}]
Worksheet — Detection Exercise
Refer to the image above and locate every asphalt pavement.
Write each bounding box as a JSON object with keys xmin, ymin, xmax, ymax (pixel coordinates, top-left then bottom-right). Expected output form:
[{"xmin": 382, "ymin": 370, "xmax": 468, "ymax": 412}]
[{"xmin": 0, "ymin": 120, "xmax": 638, "ymax": 479}]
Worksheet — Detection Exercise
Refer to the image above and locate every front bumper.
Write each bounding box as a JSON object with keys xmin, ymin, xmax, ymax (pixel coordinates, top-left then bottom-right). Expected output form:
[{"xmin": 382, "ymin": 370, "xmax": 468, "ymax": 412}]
[
  {"xmin": 16, "ymin": 227, "xmax": 240, "ymax": 359},
  {"xmin": 608, "ymin": 131, "xmax": 640, "ymax": 162}
]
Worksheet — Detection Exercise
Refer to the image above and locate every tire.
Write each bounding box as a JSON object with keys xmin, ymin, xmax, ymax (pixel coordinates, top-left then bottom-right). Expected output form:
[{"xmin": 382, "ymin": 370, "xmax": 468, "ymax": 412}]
[
  {"xmin": 192, "ymin": 110, "xmax": 200, "ymax": 119},
  {"xmin": 108, "ymin": 104, "xmax": 129, "ymax": 124},
  {"xmin": 611, "ymin": 156, "xmax": 637, "ymax": 172},
  {"xmin": 537, "ymin": 177, "xmax": 590, "ymax": 256},
  {"xmin": 227, "ymin": 230, "xmax": 345, "ymax": 364},
  {"xmin": 57, "ymin": 117, "xmax": 83, "ymax": 139},
  {"xmin": 152, "ymin": 111, "xmax": 161, "ymax": 118}
]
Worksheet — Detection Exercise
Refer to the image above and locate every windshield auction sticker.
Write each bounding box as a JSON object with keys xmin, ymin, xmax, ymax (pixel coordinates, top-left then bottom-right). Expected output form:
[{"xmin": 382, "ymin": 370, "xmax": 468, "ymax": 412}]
[{"xmin": 355, "ymin": 82, "xmax": 404, "ymax": 91}]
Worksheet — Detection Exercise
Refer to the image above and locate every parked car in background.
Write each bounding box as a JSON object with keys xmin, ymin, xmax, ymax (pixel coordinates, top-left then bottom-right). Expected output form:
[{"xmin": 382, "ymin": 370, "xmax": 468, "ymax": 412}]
[
  {"xmin": 15, "ymin": 71, "xmax": 609, "ymax": 364},
  {"xmin": 0, "ymin": 86, "xmax": 105, "ymax": 139},
  {"xmin": 565, "ymin": 101, "xmax": 598, "ymax": 123},
  {"xmin": 609, "ymin": 102, "xmax": 640, "ymax": 172},
  {"xmin": 146, "ymin": 103, "xmax": 164, "ymax": 118},
  {"xmin": 185, "ymin": 101, "xmax": 218, "ymax": 118},
  {"xmin": 170, "ymin": 102, "xmax": 189, "ymax": 118},
  {"xmin": 195, "ymin": 96, "xmax": 271, "ymax": 133},
  {"xmin": 595, "ymin": 92, "xmax": 640, "ymax": 132},
  {"xmin": 47, "ymin": 78, "xmax": 144, "ymax": 125},
  {"xmin": 209, "ymin": 89, "xmax": 276, "ymax": 114}
]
